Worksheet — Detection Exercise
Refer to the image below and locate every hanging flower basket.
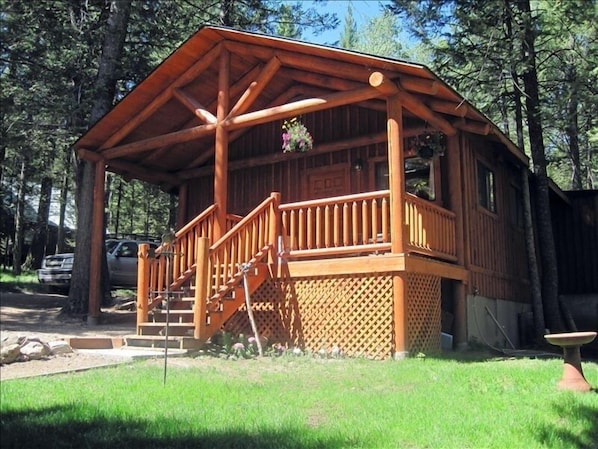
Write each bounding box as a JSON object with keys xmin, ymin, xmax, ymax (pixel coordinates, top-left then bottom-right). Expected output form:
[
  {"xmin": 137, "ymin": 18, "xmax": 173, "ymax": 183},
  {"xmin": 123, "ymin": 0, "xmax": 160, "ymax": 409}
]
[
  {"xmin": 408, "ymin": 132, "xmax": 445, "ymax": 159},
  {"xmin": 282, "ymin": 117, "xmax": 313, "ymax": 153}
]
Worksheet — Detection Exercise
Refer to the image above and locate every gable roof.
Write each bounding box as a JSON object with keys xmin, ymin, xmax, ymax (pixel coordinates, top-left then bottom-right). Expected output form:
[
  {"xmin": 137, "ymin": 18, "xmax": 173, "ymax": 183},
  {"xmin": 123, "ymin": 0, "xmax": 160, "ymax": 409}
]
[{"xmin": 75, "ymin": 25, "xmax": 527, "ymax": 187}]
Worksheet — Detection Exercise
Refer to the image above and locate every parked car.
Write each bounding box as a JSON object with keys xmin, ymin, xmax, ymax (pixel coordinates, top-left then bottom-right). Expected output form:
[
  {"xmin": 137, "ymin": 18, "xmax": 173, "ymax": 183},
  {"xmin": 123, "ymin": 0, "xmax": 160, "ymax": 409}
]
[{"xmin": 37, "ymin": 239, "xmax": 159, "ymax": 291}]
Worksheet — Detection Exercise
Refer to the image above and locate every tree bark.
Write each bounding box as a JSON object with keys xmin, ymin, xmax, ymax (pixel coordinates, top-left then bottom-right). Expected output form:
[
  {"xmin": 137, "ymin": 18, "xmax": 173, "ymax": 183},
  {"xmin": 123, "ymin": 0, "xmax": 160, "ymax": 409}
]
[
  {"xmin": 520, "ymin": 0, "xmax": 564, "ymax": 332},
  {"xmin": 503, "ymin": 0, "xmax": 546, "ymax": 340},
  {"xmin": 56, "ymin": 150, "xmax": 72, "ymax": 254},
  {"xmin": 12, "ymin": 158, "xmax": 27, "ymax": 275},
  {"xmin": 30, "ymin": 175, "xmax": 53, "ymax": 268},
  {"xmin": 564, "ymin": 64, "xmax": 582, "ymax": 190}
]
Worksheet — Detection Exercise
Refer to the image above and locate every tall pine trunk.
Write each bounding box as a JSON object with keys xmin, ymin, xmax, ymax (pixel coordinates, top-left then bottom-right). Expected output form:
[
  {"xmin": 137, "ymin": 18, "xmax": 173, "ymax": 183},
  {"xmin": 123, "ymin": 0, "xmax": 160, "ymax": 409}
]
[
  {"xmin": 30, "ymin": 175, "xmax": 53, "ymax": 268},
  {"xmin": 56, "ymin": 150, "xmax": 72, "ymax": 253},
  {"xmin": 564, "ymin": 64, "xmax": 582, "ymax": 190},
  {"xmin": 12, "ymin": 157, "xmax": 27, "ymax": 275},
  {"xmin": 520, "ymin": 0, "xmax": 564, "ymax": 332},
  {"xmin": 504, "ymin": 0, "xmax": 545, "ymax": 339}
]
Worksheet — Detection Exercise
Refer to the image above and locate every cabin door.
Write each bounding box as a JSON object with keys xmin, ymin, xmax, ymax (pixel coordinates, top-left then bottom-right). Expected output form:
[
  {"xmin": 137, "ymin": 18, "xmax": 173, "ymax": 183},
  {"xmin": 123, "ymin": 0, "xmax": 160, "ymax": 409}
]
[{"xmin": 305, "ymin": 166, "xmax": 349, "ymax": 200}]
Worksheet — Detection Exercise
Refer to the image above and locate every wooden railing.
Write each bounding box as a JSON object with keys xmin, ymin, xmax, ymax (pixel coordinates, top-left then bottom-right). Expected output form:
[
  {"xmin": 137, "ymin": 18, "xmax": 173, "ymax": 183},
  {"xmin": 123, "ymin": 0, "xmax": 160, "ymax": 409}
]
[
  {"xmin": 280, "ymin": 190, "xmax": 456, "ymax": 261},
  {"xmin": 206, "ymin": 192, "xmax": 280, "ymax": 299},
  {"xmin": 404, "ymin": 193, "xmax": 457, "ymax": 261},
  {"xmin": 280, "ymin": 191, "xmax": 392, "ymax": 257},
  {"xmin": 143, "ymin": 205, "xmax": 218, "ymax": 311}
]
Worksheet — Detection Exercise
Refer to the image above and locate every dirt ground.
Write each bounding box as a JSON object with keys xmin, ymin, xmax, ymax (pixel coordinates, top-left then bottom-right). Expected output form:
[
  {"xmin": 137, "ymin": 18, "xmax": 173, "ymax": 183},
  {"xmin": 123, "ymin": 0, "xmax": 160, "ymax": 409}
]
[{"xmin": 1, "ymin": 291, "xmax": 139, "ymax": 381}]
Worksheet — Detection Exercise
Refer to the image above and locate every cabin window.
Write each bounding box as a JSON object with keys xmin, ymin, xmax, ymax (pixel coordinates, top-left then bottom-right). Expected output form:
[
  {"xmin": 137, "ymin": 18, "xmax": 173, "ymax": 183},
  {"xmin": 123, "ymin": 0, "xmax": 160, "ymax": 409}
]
[
  {"xmin": 405, "ymin": 157, "xmax": 435, "ymax": 200},
  {"xmin": 477, "ymin": 161, "xmax": 496, "ymax": 213},
  {"xmin": 375, "ymin": 161, "xmax": 389, "ymax": 190},
  {"xmin": 509, "ymin": 184, "xmax": 524, "ymax": 227},
  {"xmin": 374, "ymin": 158, "xmax": 436, "ymax": 200}
]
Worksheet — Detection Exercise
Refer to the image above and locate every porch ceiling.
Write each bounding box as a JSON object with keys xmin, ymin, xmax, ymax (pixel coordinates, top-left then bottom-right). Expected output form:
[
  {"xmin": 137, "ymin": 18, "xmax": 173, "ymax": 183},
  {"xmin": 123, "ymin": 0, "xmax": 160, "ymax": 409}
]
[{"xmin": 74, "ymin": 25, "xmax": 526, "ymax": 190}]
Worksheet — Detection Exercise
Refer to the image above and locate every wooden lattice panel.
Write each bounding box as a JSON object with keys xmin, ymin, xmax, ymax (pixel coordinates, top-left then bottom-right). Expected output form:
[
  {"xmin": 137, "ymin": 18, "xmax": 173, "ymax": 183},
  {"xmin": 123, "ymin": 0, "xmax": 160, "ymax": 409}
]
[
  {"xmin": 224, "ymin": 274, "xmax": 394, "ymax": 359},
  {"xmin": 406, "ymin": 273, "xmax": 441, "ymax": 354}
]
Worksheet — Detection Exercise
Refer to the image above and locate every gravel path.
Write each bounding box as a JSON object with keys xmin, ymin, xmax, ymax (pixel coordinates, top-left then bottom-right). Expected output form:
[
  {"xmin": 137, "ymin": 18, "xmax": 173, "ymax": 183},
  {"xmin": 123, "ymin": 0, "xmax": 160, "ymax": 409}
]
[{"xmin": 1, "ymin": 291, "xmax": 139, "ymax": 381}]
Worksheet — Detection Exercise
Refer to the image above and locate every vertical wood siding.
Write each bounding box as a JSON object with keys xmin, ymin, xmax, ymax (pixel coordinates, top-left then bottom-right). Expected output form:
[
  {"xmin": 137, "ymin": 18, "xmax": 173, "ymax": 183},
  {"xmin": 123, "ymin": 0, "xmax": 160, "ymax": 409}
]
[{"xmin": 462, "ymin": 136, "xmax": 530, "ymax": 302}]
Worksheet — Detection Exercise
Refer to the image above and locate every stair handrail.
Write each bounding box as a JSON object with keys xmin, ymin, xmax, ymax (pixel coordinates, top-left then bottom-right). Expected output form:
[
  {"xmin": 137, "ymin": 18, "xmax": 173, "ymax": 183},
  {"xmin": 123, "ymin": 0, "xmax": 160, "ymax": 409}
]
[
  {"xmin": 206, "ymin": 192, "xmax": 280, "ymax": 300},
  {"xmin": 142, "ymin": 204, "xmax": 218, "ymax": 314}
]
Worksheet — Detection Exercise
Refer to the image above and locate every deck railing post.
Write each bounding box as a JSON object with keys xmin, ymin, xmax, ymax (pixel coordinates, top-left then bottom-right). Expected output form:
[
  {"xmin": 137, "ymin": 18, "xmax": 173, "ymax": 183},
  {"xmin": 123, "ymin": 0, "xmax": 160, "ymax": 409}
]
[
  {"xmin": 193, "ymin": 237, "xmax": 210, "ymax": 340},
  {"xmin": 137, "ymin": 243, "xmax": 150, "ymax": 333},
  {"xmin": 268, "ymin": 192, "xmax": 281, "ymax": 267}
]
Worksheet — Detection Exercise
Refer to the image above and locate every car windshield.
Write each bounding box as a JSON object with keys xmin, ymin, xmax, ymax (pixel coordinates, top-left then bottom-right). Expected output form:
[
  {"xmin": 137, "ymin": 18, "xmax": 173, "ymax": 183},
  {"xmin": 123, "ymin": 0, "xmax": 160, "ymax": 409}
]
[{"xmin": 105, "ymin": 240, "xmax": 119, "ymax": 254}]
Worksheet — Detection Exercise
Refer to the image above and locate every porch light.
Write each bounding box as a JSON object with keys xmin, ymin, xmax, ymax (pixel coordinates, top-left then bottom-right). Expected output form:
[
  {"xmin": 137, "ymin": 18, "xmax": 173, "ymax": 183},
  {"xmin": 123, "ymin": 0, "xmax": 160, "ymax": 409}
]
[{"xmin": 353, "ymin": 159, "xmax": 364, "ymax": 171}]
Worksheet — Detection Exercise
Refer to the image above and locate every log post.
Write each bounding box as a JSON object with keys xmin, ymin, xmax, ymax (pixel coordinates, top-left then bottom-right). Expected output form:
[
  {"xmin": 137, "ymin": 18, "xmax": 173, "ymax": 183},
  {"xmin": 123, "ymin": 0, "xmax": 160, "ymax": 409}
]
[
  {"xmin": 137, "ymin": 243, "xmax": 150, "ymax": 332},
  {"xmin": 268, "ymin": 192, "xmax": 281, "ymax": 267},
  {"xmin": 88, "ymin": 160, "xmax": 105, "ymax": 325},
  {"xmin": 446, "ymin": 134, "xmax": 469, "ymax": 350},
  {"xmin": 214, "ymin": 47, "xmax": 230, "ymax": 240},
  {"xmin": 193, "ymin": 237, "xmax": 210, "ymax": 340},
  {"xmin": 386, "ymin": 93, "xmax": 409, "ymax": 358}
]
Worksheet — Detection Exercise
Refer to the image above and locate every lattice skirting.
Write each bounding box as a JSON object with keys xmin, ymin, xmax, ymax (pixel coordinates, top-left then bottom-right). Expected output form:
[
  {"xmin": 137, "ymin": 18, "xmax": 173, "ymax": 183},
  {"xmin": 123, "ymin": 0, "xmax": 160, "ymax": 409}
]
[
  {"xmin": 224, "ymin": 272, "xmax": 442, "ymax": 359},
  {"xmin": 406, "ymin": 273, "xmax": 441, "ymax": 354}
]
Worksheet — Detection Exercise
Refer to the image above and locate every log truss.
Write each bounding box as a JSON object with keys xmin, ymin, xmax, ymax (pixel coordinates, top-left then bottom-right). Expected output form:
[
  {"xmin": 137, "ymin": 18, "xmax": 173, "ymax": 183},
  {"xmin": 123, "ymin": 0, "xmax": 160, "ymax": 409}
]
[{"xmin": 76, "ymin": 27, "xmax": 522, "ymax": 191}]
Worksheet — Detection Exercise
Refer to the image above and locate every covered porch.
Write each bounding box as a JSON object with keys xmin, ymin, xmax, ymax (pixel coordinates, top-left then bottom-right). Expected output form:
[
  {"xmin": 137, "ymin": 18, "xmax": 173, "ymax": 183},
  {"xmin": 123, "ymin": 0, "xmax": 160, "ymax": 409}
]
[{"xmin": 72, "ymin": 26, "xmax": 521, "ymax": 357}]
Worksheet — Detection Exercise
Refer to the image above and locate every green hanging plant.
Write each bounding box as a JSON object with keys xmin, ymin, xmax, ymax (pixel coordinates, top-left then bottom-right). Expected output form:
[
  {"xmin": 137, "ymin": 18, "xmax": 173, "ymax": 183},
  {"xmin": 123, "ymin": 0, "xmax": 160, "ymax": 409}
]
[
  {"xmin": 281, "ymin": 117, "xmax": 313, "ymax": 153},
  {"xmin": 408, "ymin": 132, "xmax": 445, "ymax": 159}
]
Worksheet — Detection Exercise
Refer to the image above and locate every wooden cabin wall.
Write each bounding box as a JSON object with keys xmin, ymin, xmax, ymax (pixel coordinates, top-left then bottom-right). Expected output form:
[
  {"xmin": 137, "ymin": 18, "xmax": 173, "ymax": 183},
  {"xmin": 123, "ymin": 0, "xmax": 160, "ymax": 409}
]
[
  {"xmin": 461, "ymin": 135, "xmax": 530, "ymax": 303},
  {"xmin": 186, "ymin": 176, "xmax": 214, "ymax": 222},
  {"xmin": 185, "ymin": 105, "xmax": 388, "ymax": 218},
  {"xmin": 551, "ymin": 190, "xmax": 598, "ymax": 294}
]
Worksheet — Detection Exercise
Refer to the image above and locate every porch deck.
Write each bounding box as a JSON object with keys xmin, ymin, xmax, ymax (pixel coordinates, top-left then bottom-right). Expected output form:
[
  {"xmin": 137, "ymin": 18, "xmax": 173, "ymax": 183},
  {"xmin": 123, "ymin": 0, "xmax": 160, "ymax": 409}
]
[{"xmin": 134, "ymin": 190, "xmax": 463, "ymax": 358}]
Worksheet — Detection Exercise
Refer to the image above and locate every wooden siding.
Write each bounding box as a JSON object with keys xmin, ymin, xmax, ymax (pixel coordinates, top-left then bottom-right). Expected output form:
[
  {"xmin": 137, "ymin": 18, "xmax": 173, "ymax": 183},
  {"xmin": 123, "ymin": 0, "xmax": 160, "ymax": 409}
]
[
  {"xmin": 552, "ymin": 190, "xmax": 598, "ymax": 294},
  {"xmin": 186, "ymin": 105, "xmax": 389, "ymax": 218},
  {"xmin": 461, "ymin": 136, "xmax": 530, "ymax": 302}
]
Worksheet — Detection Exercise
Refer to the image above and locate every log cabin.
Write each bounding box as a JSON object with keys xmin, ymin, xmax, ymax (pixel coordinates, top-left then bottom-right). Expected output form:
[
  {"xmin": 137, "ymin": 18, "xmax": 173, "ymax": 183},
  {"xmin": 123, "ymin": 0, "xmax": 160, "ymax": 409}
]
[{"xmin": 75, "ymin": 26, "xmax": 535, "ymax": 358}]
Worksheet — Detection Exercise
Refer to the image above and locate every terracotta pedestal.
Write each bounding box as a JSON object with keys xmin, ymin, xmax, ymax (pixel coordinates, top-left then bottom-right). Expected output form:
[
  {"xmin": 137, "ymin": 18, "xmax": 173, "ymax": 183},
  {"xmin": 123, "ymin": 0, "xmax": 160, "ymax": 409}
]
[{"xmin": 544, "ymin": 331, "xmax": 597, "ymax": 392}]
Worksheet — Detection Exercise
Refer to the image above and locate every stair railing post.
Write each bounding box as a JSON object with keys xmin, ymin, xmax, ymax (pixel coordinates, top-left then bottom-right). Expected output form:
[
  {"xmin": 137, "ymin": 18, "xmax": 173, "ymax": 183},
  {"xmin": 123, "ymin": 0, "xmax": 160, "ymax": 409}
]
[
  {"xmin": 268, "ymin": 192, "xmax": 281, "ymax": 268},
  {"xmin": 136, "ymin": 243, "xmax": 150, "ymax": 333},
  {"xmin": 194, "ymin": 237, "xmax": 210, "ymax": 340}
]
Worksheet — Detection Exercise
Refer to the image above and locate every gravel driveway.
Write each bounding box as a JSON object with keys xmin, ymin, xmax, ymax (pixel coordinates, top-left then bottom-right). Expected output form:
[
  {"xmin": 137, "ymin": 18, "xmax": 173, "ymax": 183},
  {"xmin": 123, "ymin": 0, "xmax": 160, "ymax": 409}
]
[{"xmin": 1, "ymin": 291, "xmax": 138, "ymax": 380}]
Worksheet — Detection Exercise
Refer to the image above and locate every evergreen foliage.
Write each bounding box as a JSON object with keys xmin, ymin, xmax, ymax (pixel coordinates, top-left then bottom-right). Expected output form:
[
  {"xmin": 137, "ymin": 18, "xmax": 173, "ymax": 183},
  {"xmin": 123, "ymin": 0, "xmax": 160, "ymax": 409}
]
[{"xmin": 0, "ymin": 0, "xmax": 338, "ymax": 311}]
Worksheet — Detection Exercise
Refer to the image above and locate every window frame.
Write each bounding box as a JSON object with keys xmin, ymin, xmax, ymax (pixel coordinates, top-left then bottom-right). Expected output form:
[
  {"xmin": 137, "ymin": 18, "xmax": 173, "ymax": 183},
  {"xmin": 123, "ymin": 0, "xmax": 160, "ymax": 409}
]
[{"xmin": 476, "ymin": 160, "xmax": 497, "ymax": 214}]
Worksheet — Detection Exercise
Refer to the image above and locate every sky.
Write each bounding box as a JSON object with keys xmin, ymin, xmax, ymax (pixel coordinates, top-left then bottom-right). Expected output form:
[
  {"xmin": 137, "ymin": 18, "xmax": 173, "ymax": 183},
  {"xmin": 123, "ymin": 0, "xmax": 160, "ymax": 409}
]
[{"xmin": 301, "ymin": 0, "xmax": 392, "ymax": 45}]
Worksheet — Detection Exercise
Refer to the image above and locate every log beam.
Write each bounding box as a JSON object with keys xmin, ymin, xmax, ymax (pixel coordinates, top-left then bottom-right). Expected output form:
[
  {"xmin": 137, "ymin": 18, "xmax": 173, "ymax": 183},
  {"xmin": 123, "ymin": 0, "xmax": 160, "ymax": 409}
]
[
  {"xmin": 452, "ymin": 118, "xmax": 491, "ymax": 135},
  {"xmin": 142, "ymin": 63, "xmax": 266, "ymax": 165},
  {"xmin": 99, "ymin": 43, "xmax": 221, "ymax": 150},
  {"xmin": 222, "ymin": 86, "xmax": 383, "ymax": 131},
  {"xmin": 172, "ymin": 88, "xmax": 217, "ymax": 124},
  {"xmin": 369, "ymin": 72, "xmax": 456, "ymax": 136},
  {"xmin": 227, "ymin": 56, "xmax": 281, "ymax": 118},
  {"xmin": 429, "ymin": 99, "xmax": 468, "ymax": 118},
  {"xmin": 101, "ymin": 123, "xmax": 218, "ymax": 159}
]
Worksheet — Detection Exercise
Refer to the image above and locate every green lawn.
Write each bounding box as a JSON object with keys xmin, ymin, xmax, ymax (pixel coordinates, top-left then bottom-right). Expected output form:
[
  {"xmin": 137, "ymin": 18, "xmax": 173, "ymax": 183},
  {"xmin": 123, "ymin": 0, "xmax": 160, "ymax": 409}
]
[
  {"xmin": 1, "ymin": 354, "xmax": 597, "ymax": 449},
  {"xmin": 0, "ymin": 269, "xmax": 45, "ymax": 293}
]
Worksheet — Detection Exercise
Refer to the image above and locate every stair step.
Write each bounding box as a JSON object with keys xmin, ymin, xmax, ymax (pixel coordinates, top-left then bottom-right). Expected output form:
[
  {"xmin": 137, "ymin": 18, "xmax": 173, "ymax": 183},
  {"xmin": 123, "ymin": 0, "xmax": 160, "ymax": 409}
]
[
  {"xmin": 124, "ymin": 335, "xmax": 203, "ymax": 350},
  {"xmin": 138, "ymin": 322, "xmax": 195, "ymax": 337},
  {"xmin": 150, "ymin": 309, "xmax": 195, "ymax": 323}
]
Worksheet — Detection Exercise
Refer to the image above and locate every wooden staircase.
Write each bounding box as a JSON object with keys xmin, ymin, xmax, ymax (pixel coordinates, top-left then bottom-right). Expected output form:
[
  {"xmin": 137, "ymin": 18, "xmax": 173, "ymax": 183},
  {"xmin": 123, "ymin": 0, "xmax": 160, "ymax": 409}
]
[{"xmin": 126, "ymin": 193, "xmax": 280, "ymax": 351}]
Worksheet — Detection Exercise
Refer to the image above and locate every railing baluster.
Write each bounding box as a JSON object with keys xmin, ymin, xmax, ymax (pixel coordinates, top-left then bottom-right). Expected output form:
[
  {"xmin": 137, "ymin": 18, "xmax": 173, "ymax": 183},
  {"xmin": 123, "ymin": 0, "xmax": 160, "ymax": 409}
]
[{"xmin": 279, "ymin": 191, "xmax": 456, "ymax": 261}]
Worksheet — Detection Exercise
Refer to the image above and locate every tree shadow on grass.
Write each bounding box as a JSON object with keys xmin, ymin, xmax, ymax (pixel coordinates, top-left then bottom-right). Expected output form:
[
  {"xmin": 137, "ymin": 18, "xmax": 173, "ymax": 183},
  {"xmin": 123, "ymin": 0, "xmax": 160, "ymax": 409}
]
[
  {"xmin": 535, "ymin": 399, "xmax": 598, "ymax": 449},
  {"xmin": 1, "ymin": 404, "xmax": 351, "ymax": 449}
]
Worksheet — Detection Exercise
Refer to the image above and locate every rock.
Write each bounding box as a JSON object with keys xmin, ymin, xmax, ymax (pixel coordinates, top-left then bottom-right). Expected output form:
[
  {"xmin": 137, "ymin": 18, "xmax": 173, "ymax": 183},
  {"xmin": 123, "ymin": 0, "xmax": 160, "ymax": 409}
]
[
  {"xmin": 48, "ymin": 340, "xmax": 73, "ymax": 355},
  {"xmin": 1, "ymin": 343, "xmax": 22, "ymax": 364},
  {"xmin": 19, "ymin": 340, "xmax": 51, "ymax": 360}
]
